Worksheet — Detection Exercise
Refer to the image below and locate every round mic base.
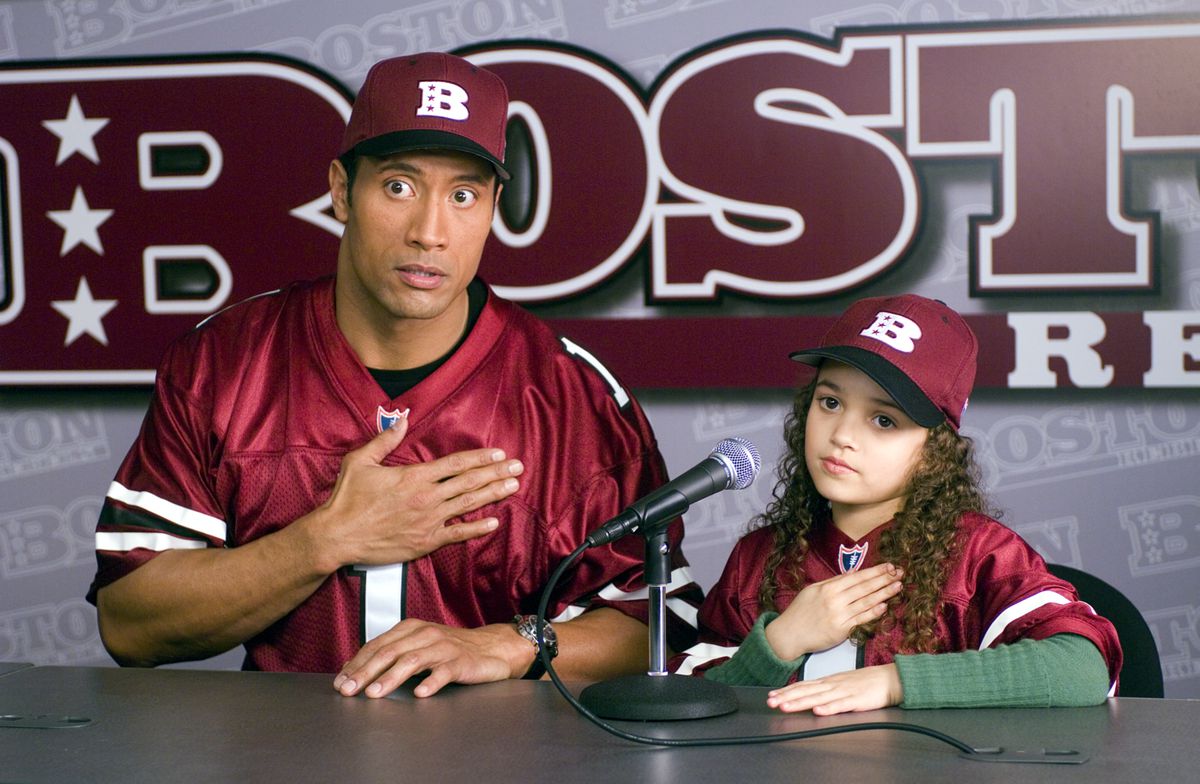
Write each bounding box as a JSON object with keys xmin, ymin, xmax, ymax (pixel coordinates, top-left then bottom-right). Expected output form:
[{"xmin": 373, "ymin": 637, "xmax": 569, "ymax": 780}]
[{"xmin": 578, "ymin": 673, "xmax": 739, "ymax": 721}]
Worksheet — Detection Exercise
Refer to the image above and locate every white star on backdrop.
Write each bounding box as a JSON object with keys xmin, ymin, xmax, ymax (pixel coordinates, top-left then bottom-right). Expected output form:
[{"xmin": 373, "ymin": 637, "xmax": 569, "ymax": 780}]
[
  {"xmin": 51, "ymin": 277, "xmax": 118, "ymax": 346},
  {"xmin": 46, "ymin": 186, "xmax": 114, "ymax": 256},
  {"xmin": 42, "ymin": 94, "xmax": 110, "ymax": 165}
]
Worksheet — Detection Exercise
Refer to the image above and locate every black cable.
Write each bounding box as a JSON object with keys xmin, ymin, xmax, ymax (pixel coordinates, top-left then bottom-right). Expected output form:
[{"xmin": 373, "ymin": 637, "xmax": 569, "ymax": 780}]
[{"xmin": 533, "ymin": 542, "xmax": 979, "ymax": 754}]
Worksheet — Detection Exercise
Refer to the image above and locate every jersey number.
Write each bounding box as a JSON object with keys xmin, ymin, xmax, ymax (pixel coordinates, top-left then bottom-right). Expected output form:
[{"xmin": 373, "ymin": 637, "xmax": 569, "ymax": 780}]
[{"xmin": 350, "ymin": 562, "xmax": 406, "ymax": 643}]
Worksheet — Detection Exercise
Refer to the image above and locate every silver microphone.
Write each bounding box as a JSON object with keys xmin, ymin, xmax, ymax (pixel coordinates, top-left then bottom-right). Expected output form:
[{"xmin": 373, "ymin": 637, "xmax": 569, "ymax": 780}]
[{"xmin": 585, "ymin": 437, "xmax": 761, "ymax": 547}]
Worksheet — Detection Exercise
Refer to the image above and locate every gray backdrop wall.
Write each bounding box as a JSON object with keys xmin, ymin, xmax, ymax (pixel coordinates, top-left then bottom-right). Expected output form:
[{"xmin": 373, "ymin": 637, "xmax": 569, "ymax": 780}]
[{"xmin": 0, "ymin": 0, "xmax": 1198, "ymax": 698}]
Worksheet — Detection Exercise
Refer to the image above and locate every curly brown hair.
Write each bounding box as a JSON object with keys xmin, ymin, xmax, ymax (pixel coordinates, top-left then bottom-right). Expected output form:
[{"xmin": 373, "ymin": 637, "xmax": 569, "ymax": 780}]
[{"xmin": 754, "ymin": 377, "xmax": 995, "ymax": 654}]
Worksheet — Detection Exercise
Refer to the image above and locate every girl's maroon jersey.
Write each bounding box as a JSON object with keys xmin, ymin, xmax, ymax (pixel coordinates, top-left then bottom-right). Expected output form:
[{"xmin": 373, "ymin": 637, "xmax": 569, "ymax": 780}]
[
  {"xmin": 88, "ymin": 277, "xmax": 700, "ymax": 671},
  {"xmin": 674, "ymin": 513, "xmax": 1122, "ymax": 686}
]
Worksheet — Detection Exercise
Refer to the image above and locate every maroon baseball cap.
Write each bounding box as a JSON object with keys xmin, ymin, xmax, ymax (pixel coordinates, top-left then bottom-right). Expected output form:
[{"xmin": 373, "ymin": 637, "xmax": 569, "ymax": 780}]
[
  {"xmin": 340, "ymin": 52, "xmax": 510, "ymax": 180},
  {"xmin": 790, "ymin": 294, "xmax": 979, "ymax": 429}
]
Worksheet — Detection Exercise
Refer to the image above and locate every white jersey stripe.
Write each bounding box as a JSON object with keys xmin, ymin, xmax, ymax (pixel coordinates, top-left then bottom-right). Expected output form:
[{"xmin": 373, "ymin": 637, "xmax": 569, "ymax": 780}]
[
  {"xmin": 96, "ymin": 531, "xmax": 208, "ymax": 552},
  {"xmin": 560, "ymin": 337, "xmax": 630, "ymax": 407},
  {"xmin": 553, "ymin": 604, "xmax": 587, "ymax": 623},
  {"xmin": 804, "ymin": 639, "xmax": 857, "ymax": 679},
  {"xmin": 595, "ymin": 566, "xmax": 696, "ymax": 602},
  {"xmin": 553, "ymin": 598, "xmax": 697, "ymax": 628},
  {"xmin": 674, "ymin": 642, "xmax": 740, "ymax": 676},
  {"xmin": 106, "ymin": 481, "xmax": 227, "ymax": 542},
  {"xmin": 596, "ymin": 566, "xmax": 700, "ymax": 628},
  {"xmin": 546, "ymin": 567, "xmax": 700, "ymax": 626},
  {"xmin": 358, "ymin": 563, "xmax": 405, "ymax": 642},
  {"xmin": 667, "ymin": 597, "xmax": 699, "ymax": 628},
  {"xmin": 979, "ymin": 590, "xmax": 1072, "ymax": 649}
]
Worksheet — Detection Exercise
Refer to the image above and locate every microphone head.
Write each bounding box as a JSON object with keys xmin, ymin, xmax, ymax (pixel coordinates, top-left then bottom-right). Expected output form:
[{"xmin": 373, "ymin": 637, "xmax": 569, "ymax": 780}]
[{"xmin": 710, "ymin": 437, "xmax": 761, "ymax": 490}]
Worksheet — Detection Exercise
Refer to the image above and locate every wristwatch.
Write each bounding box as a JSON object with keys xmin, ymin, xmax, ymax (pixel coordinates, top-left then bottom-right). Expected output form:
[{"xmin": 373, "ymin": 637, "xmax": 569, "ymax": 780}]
[{"xmin": 513, "ymin": 614, "xmax": 558, "ymax": 680}]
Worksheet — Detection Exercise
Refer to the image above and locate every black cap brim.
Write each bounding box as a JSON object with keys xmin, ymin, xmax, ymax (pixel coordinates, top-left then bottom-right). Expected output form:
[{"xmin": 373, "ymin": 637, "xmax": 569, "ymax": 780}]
[
  {"xmin": 790, "ymin": 345, "xmax": 945, "ymax": 428},
  {"xmin": 351, "ymin": 129, "xmax": 510, "ymax": 180}
]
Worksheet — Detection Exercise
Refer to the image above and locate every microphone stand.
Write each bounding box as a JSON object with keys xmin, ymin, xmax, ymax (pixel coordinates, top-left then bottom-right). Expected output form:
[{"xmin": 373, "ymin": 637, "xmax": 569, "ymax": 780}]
[{"xmin": 578, "ymin": 526, "xmax": 738, "ymax": 721}]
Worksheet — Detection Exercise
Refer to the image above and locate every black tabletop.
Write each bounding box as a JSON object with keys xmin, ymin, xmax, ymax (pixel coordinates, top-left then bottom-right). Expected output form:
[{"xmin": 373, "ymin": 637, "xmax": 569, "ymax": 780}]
[{"xmin": 0, "ymin": 665, "xmax": 1195, "ymax": 783}]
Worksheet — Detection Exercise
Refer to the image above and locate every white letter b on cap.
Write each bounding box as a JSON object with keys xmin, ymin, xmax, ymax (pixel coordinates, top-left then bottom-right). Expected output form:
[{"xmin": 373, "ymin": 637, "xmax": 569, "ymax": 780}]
[
  {"xmin": 417, "ymin": 80, "xmax": 469, "ymax": 120},
  {"xmin": 861, "ymin": 312, "xmax": 922, "ymax": 353}
]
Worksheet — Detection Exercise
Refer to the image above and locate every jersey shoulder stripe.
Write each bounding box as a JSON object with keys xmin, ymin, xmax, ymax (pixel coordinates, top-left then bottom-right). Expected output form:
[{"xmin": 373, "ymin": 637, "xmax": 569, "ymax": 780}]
[
  {"xmin": 106, "ymin": 481, "xmax": 227, "ymax": 542},
  {"xmin": 99, "ymin": 502, "xmax": 216, "ymax": 546},
  {"xmin": 194, "ymin": 287, "xmax": 283, "ymax": 330},
  {"xmin": 559, "ymin": 336, "xmax": 630, "ymax": 408},
  {"xmin": 979, "ymin": 589, "xmax": 1072, "ymax": 649},
  {"xmin": 96, "ymin": 531, "xmax": 208, "ymax": 553}
]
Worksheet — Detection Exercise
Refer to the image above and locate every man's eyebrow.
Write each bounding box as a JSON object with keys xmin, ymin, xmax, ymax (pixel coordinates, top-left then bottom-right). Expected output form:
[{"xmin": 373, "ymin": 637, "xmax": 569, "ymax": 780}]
[
  {"xmin": 374, "ymin": 158, "xmax": 492, "ymax": 185},
  {"xmin": 375, "ymin": 159, "xmax": 419, "ymax": 175}
]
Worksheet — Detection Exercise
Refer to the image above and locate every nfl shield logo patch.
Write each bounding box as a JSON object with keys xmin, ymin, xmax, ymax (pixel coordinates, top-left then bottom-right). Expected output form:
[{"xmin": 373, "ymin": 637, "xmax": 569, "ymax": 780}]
[
  {"xmin": 376, "ymin": 406, "xmax": 407, "ymax": 432},
  {"xmin": 839, "ymin": 542, "xmax": 868, "ymax": 573}
]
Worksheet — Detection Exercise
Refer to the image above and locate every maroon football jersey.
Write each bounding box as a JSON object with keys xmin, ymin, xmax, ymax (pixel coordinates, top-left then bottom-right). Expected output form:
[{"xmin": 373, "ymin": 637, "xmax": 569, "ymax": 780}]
[
  {"xmin": 88, "ymin": 277, "xmax": 700, "ymax": 671},
  {"xmin": 674, "ymin": 512, "xmax": 1122, "ymax": 686}
]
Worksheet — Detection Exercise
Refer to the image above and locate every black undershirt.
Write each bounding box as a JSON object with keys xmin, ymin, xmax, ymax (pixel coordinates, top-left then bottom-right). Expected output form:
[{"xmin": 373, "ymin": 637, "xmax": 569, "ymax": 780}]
[{"xmin": 366, "ymin": 278, "xmax": 487, "ymax": 399}]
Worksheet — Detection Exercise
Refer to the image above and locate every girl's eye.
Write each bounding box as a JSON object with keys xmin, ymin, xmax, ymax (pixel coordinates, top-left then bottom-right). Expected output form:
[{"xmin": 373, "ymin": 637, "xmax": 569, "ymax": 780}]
[
  {"xmin": 818, "ymin": 396, "xmax": 840, "ymax": 411},
  {"xmin": 874, "ymin": 414, "xmax": 895, "ymax": 429},
  {"xmin": 451, "ymin": 189, "xmax": 478, "ymax": 206}
]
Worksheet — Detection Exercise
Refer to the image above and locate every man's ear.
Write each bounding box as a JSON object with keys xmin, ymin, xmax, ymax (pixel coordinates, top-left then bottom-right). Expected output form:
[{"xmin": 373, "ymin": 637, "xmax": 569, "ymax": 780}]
[{"xmin": 329, "ymin": 159, "xmax": 350, "ymax": 223}]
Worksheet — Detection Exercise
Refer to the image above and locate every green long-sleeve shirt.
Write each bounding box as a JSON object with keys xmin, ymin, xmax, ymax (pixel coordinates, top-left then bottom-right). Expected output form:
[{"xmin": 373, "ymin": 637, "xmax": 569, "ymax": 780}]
[{"xmin": 703, "ymin": 612, "xmax": 1111, "ymax": 708}]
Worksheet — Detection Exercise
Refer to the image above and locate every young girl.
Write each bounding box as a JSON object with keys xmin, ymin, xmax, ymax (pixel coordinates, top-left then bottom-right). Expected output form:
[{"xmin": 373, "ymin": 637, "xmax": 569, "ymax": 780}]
[{"xmin": 673, "ymin": 294, "xmax": 1122, "ymax": 715}]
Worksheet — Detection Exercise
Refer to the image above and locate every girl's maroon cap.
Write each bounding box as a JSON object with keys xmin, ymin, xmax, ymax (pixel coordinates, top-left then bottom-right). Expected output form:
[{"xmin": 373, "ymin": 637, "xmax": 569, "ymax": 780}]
[{"xmin": 790, "ymin": 294, "xmax": 979, "ymax": 429}]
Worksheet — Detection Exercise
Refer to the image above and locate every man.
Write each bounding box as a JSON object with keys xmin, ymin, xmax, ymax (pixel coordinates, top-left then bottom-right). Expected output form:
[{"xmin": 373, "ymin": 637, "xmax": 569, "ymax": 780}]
[{"xmin": 87, "ymin": 52, "xmax": 700, "ymax": 699}]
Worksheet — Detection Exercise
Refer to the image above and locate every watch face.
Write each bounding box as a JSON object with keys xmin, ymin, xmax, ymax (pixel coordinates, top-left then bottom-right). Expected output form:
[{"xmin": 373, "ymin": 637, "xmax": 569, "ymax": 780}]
[
  {"xmin": 539, "ymin": 620, "xmax": 558, "ymax": 654},
  {"xmin": 517, "ymin": 615, "xmax": 558, "ymax": 658}
]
